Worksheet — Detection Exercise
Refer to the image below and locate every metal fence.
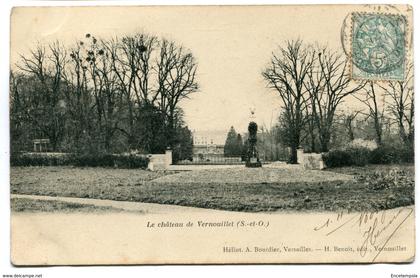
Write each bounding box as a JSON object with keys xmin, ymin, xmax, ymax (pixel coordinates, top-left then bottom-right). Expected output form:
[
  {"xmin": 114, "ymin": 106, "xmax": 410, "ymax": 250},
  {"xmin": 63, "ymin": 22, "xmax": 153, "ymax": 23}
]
[{"xmin": 176, "ymin": 154, "xmax": 245, "ymax": 165}]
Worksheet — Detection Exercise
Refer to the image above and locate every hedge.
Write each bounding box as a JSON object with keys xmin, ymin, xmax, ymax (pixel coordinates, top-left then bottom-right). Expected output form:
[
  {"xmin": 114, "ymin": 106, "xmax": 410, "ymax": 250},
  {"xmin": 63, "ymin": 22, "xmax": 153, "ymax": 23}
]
[
  {"xmin": 10, "ymin": 153, "xmax": 149, "ymax": 169},
  {"xmin": 322, "ymin": 147, "xmax": 370, "ymax": 168},
  {"xmin": 10, "ymin": 153, "xmax": 73, "ymax": 166},
  {"xmin": 370, "ymin": 145, "xmax": 414, "ymax": 164},
  {"xmin": 323, "ymin": 145, "xmax": 414, "ymax": 168}
]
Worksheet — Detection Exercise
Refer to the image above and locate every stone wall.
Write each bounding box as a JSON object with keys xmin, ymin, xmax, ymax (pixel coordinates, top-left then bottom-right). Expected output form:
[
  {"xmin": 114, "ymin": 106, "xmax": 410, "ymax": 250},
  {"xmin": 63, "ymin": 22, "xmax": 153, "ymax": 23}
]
[
  {"xmin": 147, "ymin": 149, "xmax": 172, "ymax": 171},
  {"xmin": 297, "ymin": 149, "xmax": 325, "ymax": 170}
]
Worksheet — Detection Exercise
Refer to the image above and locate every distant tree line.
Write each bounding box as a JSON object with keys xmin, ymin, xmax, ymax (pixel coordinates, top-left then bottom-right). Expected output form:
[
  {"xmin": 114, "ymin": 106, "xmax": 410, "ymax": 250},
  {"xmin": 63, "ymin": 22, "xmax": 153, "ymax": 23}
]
[
  {"xmin": 262, "ymin": 40, "xmax": 414, "ymax": 164},
  {"xmin": 223, "ymin": 126, "xmax": 289, "ymax": 162},
  {"xmin": 10, "ymin": 33, "xmax": 199, "ymax": 162},
  {"xmin": 223, "ymin": 126, "xmax": 243, "ymax": 157}
]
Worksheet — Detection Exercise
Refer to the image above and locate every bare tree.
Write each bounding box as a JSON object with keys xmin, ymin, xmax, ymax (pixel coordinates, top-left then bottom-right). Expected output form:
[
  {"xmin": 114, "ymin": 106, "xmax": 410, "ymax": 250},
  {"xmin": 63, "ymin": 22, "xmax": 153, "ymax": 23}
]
[
  {"xmin": 12, "ymin": 33, "xmax": 198, "ymax": 158},
  {"xmin": 380, "ymin": 63, "xmax": 414, "ymax": 148},
  {"xmin": 119, "ymin": 33, "xmax": 159, "ymax": 105},
  {"xmin": 304, "ymin": 102, "xmax": 318, "ymax": 152},
  {"xmin": 63, "ymin": 39, "xmax": 98, "ymax": 152},
  {"xmin": 354, "ymin": 81, "xmax": 386, "ymax": 146},
  {"xmin": 156, "ymin": 39, "xmax": 199, "ymax": 149},
  {"xmin": 83, "ymin": 34, "xmax": 124, "ymax": 152},
  {"xmin": 262, "ymin": 40, "xmax": 314, "ymax": 163},
  {"xmin": 9, "ymin": 71, "xmax": 27, "ymax": 152},
  {"xmin": 343, "ymin": 110, "xmax": 361, "ymax": 141},
  {"xmin": 17, "ymin": 42, "xmax": 67, "ymax": 151},
  {"xmin": 104, "ymin": 34, "xmax": 160, "ymax": 149},
  {"xmin": 9, "ymin": 71, "xmax": 23, "ymax": 117},
  {"xmin": 305, "ymin": 47, "xmax": 365, "ymax": 152}
]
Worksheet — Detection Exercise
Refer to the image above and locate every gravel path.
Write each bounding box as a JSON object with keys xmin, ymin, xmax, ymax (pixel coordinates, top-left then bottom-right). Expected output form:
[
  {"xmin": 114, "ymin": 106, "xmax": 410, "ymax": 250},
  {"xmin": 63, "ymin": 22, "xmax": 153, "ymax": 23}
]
[
  {"xmin": 167, "ymin": 164, "xmax": 243, "ymax": 171},
  {"xmin": 11, "ymin": 194, "xmax": 229, "ymax": 214}
]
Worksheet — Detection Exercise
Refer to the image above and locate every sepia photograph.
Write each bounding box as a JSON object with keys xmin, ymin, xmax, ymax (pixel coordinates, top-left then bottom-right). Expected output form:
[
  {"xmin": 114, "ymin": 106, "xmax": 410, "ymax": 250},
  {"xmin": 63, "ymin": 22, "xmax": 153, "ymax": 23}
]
[{"xmin": 7, "ymin": 4, "xmax": 415, "ymax": 266}]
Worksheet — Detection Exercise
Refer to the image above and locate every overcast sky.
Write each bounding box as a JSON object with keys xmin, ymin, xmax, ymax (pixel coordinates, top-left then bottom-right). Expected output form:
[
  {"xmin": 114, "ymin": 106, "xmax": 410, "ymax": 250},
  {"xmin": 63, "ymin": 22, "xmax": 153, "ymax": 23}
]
[{"xmin": 11, "ymin": 5, "xmax": 365, "ymax": 133}]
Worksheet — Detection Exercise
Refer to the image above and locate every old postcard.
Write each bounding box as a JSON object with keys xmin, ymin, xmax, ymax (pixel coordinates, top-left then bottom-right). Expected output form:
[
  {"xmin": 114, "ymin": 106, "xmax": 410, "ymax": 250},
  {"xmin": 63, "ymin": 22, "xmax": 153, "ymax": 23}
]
[{"xmin": 9, "ymin": 5, "xmax": 414, "ymax": 265}]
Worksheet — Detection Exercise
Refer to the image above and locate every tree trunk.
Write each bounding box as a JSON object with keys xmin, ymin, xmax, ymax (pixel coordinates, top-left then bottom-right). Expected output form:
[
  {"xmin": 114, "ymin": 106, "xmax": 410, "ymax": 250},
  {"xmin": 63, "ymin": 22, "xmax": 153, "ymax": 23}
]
[
  {"xmin": 319, "ymin": 129, "xmax": 330, "ymax": 153},
  {"xmin": 310, "ymin": 133, "xmax": 316, "ymax": 153},
  {"xmin": 347, "ymin": 122, "xmax": 354, "ymax": 141},
  {"xmin": 104, "ymin": 122, "xmax": 111, "ymax": 153},
  {"xmin": 167, "ymin": 107, "xmax": 176, "ymax": 150},
  {"xmin": 289, "ymin": 144, "xmax": 298, "ymax": 164},
  {"xmin": 127, "ymin": 98, "xmax": 135, "ymax": 150},
  {"xmin": 374, "ymin": 119, "xmax": 382, "ymax": 146}
]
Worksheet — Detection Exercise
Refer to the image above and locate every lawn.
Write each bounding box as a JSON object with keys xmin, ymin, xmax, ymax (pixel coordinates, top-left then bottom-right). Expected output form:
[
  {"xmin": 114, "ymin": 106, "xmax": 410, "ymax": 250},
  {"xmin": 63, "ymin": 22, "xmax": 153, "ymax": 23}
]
[
  {"xmin": 10, "ymin": 164, "xmax": 414, "ymax": 212},
  {"xmin": 152, "ymin": 167, "xmax": 353, "ymax": 184}
]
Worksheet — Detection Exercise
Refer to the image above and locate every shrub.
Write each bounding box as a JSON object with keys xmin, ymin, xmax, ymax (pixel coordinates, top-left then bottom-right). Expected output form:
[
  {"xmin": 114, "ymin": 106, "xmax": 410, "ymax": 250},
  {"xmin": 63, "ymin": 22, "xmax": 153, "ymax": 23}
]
[
  {"xmin": 114, "ymin": 154, "xmax": 149, "ymax": 169},
  {"xmin": 400, "ymin": 146, "xmax": 414, "ymax": 163},
  {"xmin": 70, "ymin": 153, "xmax": 149, "ymax": 168},
  {"xmin": 370, "ymin": 145, "xmax": 414, "ymax": 164},
  {"xmin": 349, "ymin": 139, "xmax": 378, "ymax": 150},
  {"xmin": 356, "ymin": 168, "xmax": 414, "ymax": 191},
  {"xmin": 346, "ymin": 147, "xmax": 371, "ymax": 166},
  {"xmin": 370, "ymin": 145, "xmax": 399, "ymax": 164},
  {"xmin": 323, "ymin": 143, "xmax": 414, "ymax": 168},
  {"xmin": 71, "ymin": 154, "xmax": 115, "ymax": 167},
  {"xmin": 10, "ymin": 153, "xmax": 74, "ymax": 166},
  {"xmin": 322, "ymin": 147, "xmax": 371, "ymax": 168},
  {"xmin": 322, "ymin": 150, "xmax": 352, "ymax": 167}
]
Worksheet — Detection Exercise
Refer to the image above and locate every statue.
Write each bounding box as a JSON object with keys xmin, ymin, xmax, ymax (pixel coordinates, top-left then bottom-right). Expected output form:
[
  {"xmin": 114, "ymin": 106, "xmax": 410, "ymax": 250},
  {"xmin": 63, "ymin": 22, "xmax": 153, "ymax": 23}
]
[{"xmin": 246, "ymin": 121, "xmax": 262, "ymax": 168}]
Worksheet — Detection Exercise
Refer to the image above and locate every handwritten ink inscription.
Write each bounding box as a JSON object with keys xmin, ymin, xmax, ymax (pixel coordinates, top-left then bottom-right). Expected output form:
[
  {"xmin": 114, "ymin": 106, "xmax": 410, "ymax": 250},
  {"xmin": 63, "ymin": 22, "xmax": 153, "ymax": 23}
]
[{"xmin": 314, "ymin": 208, "xmax": 413, "ymax": 262}]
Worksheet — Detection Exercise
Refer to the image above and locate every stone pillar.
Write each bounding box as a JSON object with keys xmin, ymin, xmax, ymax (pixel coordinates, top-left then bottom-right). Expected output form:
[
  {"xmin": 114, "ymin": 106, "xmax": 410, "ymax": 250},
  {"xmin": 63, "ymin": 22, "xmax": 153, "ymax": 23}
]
[
  {"xmin": 147, "ymin": 154, "xmax": 154, "ymax": 171},
  {"xmin": 297, "ymin": 149, "xmax": 304, "ymax": 165},
  {"xmin": 165, "ymin": 149, "xmax": 173, "ymax": 168}
]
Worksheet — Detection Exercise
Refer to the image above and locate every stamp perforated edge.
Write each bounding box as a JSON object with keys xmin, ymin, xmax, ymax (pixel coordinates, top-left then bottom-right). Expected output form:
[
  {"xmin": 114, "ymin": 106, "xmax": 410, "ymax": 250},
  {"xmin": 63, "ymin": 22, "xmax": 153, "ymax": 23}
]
[{"xmin": 347, "ymin": 11, "xmax": 410, "ymax": 83}]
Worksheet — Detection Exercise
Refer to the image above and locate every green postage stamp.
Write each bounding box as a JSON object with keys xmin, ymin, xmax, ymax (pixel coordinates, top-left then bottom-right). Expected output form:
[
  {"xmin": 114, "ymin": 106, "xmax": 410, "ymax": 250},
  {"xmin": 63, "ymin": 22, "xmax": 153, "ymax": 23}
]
[{"xmin": 351, "ymin": 13, "xmax": 406, "ymax": 81}]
